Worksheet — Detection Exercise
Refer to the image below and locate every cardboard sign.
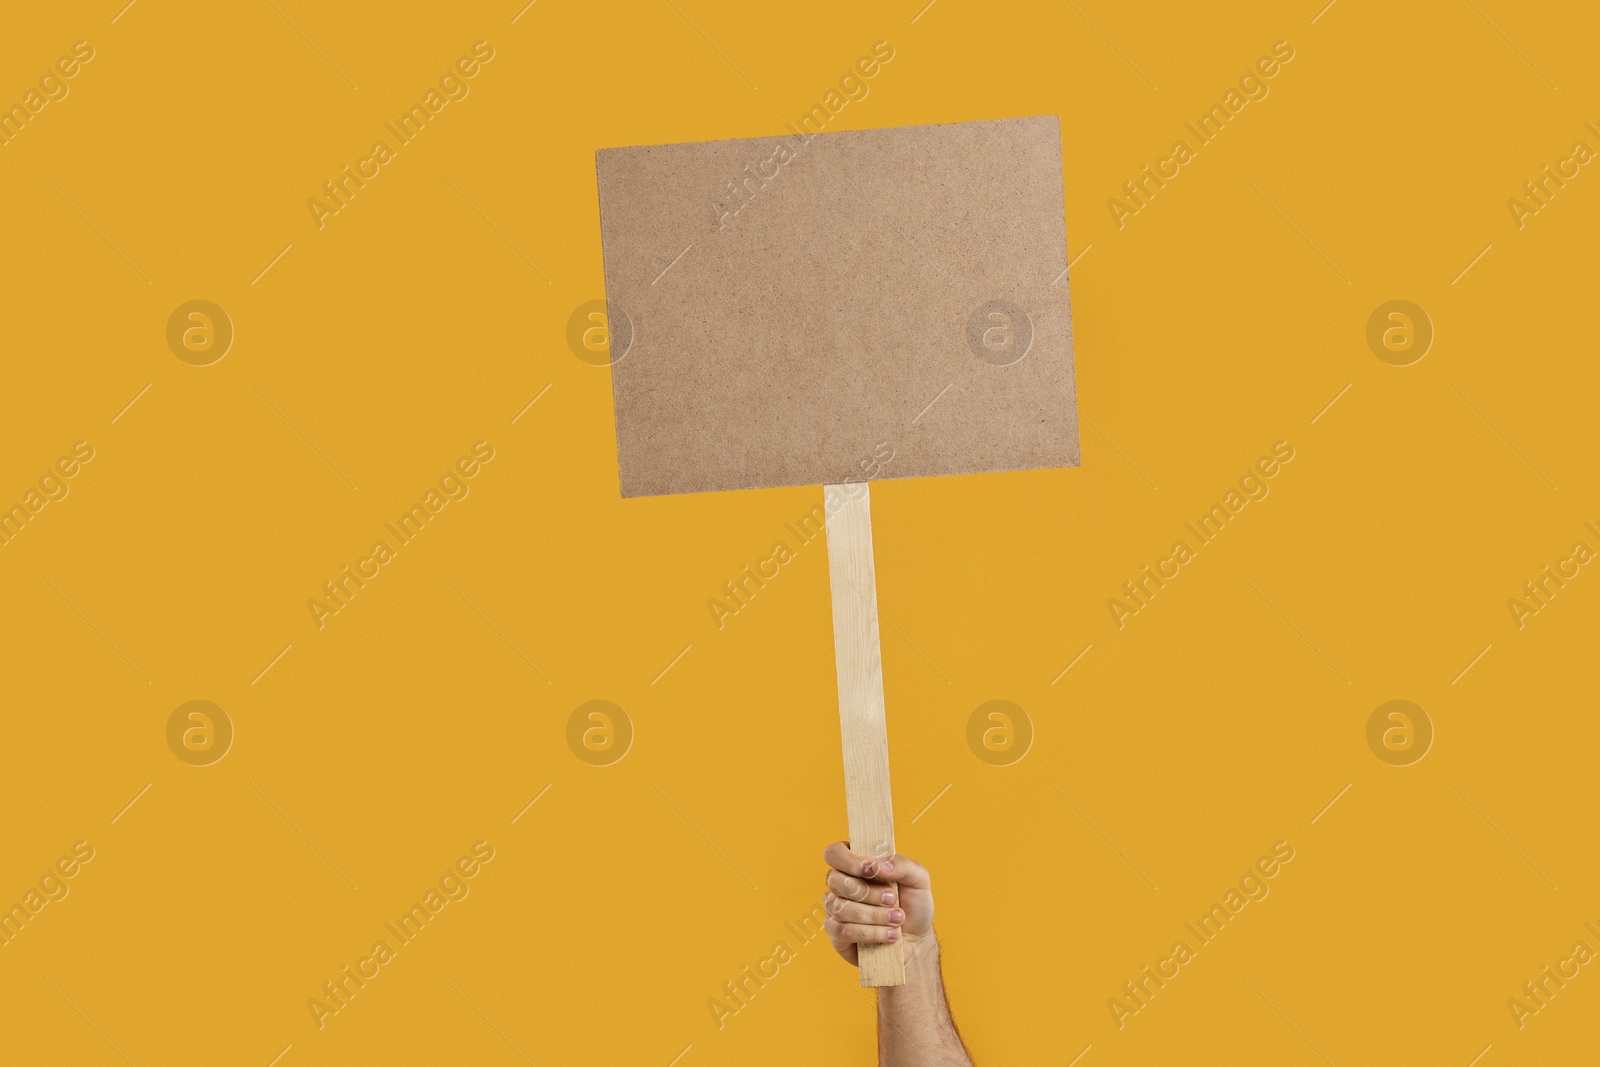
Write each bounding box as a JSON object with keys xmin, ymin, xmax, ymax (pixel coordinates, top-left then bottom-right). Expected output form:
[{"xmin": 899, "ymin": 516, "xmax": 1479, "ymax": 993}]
[{"xmin": 595, "ymin": 115, "xmax": 1080, "ymax": 497}]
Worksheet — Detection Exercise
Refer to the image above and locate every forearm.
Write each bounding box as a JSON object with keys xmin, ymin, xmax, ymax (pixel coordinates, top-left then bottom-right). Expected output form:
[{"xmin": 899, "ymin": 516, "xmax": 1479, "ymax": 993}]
[{"xmin": 878, "ymin": 933, "xmax": 973, "ymax": 1066}]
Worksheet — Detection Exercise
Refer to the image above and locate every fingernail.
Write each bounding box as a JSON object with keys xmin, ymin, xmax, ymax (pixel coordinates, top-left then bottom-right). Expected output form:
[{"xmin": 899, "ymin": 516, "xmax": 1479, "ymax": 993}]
[
  {"xmin": 878, "ymin": 891, "xmax": 892, "ymax": 904},
  {"xmin": 887, "ymin": 928, "xmax": 900, "ymax": 940},
  {"xmin": 861, "ymin": 861, "xmax": 877, "ymax": 877},
  {"xmin": 889, "ymin": 909, "xmax": 904, "ymax": 924},
  {"xmin": 880, "ymin": 861, "xmax": 895, "ymax": 875}
]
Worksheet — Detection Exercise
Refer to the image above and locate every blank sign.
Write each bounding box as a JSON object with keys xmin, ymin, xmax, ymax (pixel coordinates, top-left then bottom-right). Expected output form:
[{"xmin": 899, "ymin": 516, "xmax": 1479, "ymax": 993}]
[{"xmin": 595, "ymin": 115, "xmax": 1080, "ymax": 497}]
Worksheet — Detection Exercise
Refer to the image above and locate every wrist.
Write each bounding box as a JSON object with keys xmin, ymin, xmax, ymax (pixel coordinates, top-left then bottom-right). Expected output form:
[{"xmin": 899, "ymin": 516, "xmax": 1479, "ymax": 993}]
[{"xmin": 898, "ymin": 928, "xmax": 939, "ymax": 972}]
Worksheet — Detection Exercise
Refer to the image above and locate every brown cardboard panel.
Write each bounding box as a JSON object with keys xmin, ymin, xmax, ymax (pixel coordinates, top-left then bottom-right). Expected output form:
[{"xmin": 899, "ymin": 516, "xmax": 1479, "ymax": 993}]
[{"xmin": 595, "ymin": 115, "xmax": 1079, "ymax": 497}]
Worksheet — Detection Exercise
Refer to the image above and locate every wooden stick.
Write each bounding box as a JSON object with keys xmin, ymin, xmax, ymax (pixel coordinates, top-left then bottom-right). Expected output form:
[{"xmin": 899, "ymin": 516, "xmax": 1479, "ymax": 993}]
[{"xmin": 823, "ymin": 481, "xmax": 905, "ymax": 988}]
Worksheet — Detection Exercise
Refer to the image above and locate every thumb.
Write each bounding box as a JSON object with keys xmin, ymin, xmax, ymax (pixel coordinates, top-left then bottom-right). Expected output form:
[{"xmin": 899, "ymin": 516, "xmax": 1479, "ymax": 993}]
[{"xmin": 879, "ymin": 853, "xmax": 930, "ymax": 890}]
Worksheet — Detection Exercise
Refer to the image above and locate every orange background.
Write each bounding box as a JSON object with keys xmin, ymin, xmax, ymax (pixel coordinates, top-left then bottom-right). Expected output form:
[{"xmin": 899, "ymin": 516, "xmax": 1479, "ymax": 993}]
[{"xmin": 2, "ymin": 1, "xmax": 1597, "ymax": 1064}]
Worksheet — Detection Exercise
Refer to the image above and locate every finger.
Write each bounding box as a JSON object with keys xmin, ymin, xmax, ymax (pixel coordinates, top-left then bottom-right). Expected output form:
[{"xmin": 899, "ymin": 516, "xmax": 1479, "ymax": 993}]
[
  {"xmin": 825, "ymin": 918, "xmax": 901, "ymax": 945},
  {"xmin": 830, "ymin": 899, "xmax": 904, "ymax": 927},
  {"xmin": 880, "ymin": 853, "xmax": 931, "ymax": 890},
  {"xmin": 827, "ymin": 870, "xmax": 899, "ymax": 905},
  {"xmin": 823, "ymin": 841, "xmax": 888, "ymax": 880},
  {"xmin": 822, "ymin": 906, "xmax": 858, "ymax": 960},
  {"xmin": 822, "ymin": 892, "xmax": 857, "ymax": 919}
]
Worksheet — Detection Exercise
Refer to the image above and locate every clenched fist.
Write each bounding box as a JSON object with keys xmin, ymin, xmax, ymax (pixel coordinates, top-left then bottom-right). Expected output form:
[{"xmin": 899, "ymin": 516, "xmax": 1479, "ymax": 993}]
[{"xmin": 821, "ymin": 842, "xmax": 934, "ymax": 965}]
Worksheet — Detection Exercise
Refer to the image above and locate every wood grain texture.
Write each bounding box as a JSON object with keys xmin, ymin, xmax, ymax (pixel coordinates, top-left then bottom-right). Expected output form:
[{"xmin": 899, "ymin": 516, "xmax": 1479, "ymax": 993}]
[{"xmin": 823, "ymin": 481, "xmax": 904, "ymax": 988}]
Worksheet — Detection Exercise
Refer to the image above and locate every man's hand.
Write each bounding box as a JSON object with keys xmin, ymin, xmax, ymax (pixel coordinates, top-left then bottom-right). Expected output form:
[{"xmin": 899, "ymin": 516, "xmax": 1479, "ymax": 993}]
[
  {"xmin": 820, "ymin": 843, "xmax": 973, "ymax": 1065},
  {"xmin": 821, "ymin": 842, "xmax": 934, "ymax": 965}
]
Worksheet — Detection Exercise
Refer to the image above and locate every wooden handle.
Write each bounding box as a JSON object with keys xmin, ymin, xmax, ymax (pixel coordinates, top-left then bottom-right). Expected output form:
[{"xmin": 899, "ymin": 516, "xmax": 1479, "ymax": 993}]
[{"xmin": 823, "ymin": 481, "xmax": 905, "ymax": 988}]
